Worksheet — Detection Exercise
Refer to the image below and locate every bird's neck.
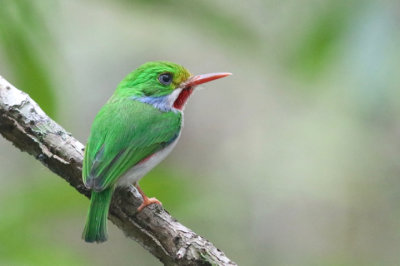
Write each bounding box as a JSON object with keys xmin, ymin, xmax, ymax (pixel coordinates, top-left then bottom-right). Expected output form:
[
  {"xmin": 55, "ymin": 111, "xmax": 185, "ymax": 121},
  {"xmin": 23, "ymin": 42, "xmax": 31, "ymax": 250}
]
[{"xmin": 132, "ymin": 88, "xmax": 194, "ymax": 112}]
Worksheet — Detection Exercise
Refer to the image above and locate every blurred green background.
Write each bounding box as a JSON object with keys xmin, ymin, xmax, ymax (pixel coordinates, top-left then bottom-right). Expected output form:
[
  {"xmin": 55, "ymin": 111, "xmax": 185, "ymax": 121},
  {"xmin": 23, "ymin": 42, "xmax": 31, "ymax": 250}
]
[{"xmin": 1, "ymin": 0, "xmax": 400, "ymax": 265}]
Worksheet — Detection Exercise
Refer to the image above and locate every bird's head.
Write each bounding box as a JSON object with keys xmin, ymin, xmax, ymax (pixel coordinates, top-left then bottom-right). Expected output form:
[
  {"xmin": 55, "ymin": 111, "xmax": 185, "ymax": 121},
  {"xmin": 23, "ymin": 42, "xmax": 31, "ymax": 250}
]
[{"xmin": 116, "ymin": 61, "xmax": 231, "ymax": 111}]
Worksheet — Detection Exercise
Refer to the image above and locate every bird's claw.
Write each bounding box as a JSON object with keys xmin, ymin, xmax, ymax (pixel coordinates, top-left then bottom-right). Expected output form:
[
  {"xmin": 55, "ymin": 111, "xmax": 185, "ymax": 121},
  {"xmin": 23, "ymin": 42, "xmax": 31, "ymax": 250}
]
[{"xmin": 137, "ymin": 197, "xmax": 162, "ymax": 212}]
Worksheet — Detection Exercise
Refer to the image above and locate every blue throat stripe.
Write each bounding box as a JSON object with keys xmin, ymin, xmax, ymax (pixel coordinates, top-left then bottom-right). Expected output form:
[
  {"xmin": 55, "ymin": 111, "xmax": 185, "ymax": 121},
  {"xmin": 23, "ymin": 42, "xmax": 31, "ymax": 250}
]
[{"xmin": 131, "ymin": 95, "xmax": 172, "ymax": 112}]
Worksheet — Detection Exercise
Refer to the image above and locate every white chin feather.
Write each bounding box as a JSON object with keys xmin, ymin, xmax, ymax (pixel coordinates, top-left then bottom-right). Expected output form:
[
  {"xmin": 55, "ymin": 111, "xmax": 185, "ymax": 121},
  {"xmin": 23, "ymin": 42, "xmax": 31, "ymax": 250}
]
[{"xmin": 167, "ymin": 88, "xmax": 182, "ymax": 107}]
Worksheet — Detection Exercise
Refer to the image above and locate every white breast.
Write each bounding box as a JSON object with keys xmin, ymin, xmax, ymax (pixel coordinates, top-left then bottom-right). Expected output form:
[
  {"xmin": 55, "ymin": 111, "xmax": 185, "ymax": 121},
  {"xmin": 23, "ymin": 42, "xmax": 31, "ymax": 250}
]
[{"xmin": 116, "ymin": 134, "xmax": 181, "ymax": 187}]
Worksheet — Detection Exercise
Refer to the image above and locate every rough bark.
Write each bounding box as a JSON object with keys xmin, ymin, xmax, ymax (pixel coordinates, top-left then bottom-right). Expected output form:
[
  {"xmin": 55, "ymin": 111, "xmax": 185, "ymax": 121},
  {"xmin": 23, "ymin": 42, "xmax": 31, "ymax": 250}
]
[{"xmin": 0, "ymin": 76, "xmax": 237, "ymax": 266}]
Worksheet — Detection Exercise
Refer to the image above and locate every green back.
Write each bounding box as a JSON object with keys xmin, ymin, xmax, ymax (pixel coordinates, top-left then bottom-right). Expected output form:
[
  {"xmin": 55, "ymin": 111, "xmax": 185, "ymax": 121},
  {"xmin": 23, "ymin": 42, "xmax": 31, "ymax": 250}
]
[{"xmin": 82, "ymin": 96, "xmax": 182, "ymax": 191}]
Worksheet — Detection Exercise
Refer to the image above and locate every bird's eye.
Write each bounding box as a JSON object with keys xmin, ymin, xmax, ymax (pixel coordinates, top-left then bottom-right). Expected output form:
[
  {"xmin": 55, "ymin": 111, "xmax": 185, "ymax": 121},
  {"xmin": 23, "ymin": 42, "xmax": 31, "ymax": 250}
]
[{"xmin": 158, "ymin": 73, "xmax": 173, "ymax": 85}]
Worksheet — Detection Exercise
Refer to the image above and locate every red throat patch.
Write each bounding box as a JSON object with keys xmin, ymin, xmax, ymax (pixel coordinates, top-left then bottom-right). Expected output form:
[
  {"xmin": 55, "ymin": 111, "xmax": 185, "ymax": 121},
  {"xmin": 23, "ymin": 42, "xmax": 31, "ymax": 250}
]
[{"xmin": 173, "ymin": 88, "xmax": 194, "ymax": 110}]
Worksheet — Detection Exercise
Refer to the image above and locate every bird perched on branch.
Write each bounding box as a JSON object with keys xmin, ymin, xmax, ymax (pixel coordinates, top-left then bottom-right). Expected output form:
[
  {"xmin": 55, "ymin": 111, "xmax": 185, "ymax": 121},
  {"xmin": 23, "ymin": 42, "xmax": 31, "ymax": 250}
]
[{"xmin": 82, "ymin": 61, "xmax": 231, "ymax": 243}]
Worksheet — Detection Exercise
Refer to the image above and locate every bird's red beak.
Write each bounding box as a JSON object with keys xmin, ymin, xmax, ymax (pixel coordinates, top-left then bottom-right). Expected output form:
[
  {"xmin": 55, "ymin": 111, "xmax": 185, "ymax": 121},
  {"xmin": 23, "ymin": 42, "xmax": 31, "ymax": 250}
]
[
  {"xmin": 174, "ymin": 72, "xmax": 231, "ymax": 110},
  {"xmin": 183, "ymin": 72, "xmax": 232, "ymax": 88}
]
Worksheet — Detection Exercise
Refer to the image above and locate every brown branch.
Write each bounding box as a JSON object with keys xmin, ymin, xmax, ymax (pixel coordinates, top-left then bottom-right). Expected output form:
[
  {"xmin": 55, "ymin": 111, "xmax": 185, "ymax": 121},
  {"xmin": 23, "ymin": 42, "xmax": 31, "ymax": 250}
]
[{"xmin": 0, "ymin": 76, "xmax": 237, "ymax": 266}]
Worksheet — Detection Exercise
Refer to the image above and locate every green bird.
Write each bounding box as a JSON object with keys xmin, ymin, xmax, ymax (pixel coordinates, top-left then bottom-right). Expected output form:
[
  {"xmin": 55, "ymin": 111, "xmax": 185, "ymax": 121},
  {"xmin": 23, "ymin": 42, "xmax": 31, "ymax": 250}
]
[{"xmin": 82, "ymin": 61, "xmax": 231, "ymax": 243}]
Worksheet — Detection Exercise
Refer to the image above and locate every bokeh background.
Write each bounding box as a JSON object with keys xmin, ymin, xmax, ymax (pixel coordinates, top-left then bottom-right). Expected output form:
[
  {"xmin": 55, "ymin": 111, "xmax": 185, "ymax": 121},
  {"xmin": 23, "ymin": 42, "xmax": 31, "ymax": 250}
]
[{"xmin": 1, "ymin": 0, "xmax": 400, "ymax": 265}]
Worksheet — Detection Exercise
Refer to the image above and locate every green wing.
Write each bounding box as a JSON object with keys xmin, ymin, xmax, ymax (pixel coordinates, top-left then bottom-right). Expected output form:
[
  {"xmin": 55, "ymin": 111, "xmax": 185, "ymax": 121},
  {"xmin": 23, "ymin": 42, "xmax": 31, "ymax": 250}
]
[{"xmin": 82, "ymin": 98, "xmax": 181, "ymax": 191}]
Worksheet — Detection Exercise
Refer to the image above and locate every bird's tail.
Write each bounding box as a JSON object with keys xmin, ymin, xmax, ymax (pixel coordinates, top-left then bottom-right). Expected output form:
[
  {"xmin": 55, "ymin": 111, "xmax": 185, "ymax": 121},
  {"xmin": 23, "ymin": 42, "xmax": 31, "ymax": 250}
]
[{"xmin": 82, "ymin": 187, "xmax": 113, "ymax": 243}]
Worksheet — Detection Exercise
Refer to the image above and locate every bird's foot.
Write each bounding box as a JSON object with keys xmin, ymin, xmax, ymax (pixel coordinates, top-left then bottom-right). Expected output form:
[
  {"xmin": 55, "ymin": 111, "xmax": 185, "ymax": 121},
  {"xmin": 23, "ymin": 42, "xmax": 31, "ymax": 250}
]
[
  {"xmin": 137, "ymin": 197, "xmax": 162, "ymax": 212},
  {"xmin": 135, "ymin": 184, "xmax": 162, "ymax": 212}
]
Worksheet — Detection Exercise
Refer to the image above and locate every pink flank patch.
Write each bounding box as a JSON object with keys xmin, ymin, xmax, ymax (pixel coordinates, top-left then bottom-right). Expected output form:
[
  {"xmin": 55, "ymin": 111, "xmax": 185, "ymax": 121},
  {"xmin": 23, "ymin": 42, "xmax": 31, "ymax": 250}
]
[
  {"xmin": 138, "ymin": 153, "xmax": 154, "ymax": 164},
  {"xmin": 173, "ymin": 87, "xmax": 194, "ymax": 110}
]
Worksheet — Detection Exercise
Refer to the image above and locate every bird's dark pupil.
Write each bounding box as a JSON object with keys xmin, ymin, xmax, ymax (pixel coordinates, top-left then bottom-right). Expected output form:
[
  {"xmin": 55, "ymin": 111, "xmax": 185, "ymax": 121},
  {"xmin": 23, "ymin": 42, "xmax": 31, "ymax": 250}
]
[{"xmin": 159, "ymin": 73, "xmax": 172, "ymax": 85}]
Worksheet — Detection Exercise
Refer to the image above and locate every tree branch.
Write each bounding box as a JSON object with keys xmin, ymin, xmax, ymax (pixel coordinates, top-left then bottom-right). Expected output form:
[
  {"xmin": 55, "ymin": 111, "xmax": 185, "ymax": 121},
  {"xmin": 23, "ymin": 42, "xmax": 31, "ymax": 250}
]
[{"xmin": 0, "ymin": 76, "xmax": 236, "ymax": 266}]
